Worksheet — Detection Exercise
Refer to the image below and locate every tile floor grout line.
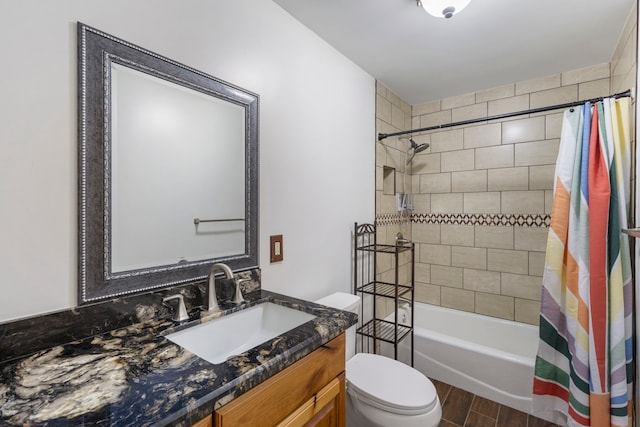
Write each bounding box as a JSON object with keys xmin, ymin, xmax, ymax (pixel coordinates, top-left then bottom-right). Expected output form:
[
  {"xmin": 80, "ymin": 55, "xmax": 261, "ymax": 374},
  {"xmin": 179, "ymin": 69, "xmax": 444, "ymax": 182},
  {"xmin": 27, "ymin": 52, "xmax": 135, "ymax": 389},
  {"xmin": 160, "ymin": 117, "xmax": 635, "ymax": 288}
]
[{"xmin": 462, "ymin": 395, "xmax": 474, "ymax": 427}]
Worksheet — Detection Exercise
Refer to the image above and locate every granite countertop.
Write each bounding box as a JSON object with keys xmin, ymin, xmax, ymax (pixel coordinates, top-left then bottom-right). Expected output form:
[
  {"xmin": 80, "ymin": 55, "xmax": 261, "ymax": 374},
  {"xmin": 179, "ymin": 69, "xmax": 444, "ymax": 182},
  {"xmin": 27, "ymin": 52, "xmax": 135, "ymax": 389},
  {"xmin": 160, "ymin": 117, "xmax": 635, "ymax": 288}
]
[{"xmin": 0, "ymin": 290, "xmax": 356, "ymax": 426}]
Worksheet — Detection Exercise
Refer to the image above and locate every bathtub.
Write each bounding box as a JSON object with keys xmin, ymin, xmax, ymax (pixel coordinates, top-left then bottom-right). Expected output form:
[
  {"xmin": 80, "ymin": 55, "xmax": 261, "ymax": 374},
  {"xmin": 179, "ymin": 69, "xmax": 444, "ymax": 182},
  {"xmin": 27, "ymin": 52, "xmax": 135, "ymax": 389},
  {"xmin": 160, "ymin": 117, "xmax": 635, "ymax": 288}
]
[{"xmin": 382, "ymin": 302, "xmax": 563, "ymax": 424}]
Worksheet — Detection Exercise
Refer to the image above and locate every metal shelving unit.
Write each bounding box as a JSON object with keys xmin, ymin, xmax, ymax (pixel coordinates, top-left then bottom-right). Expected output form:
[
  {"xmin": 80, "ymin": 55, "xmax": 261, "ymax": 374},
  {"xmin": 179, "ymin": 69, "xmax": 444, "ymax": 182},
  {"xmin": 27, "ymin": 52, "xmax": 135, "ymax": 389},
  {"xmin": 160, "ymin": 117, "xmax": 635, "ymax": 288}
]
[{"xmin": 353, "ymin": 222, "xmax": 414, "ymax": 365}]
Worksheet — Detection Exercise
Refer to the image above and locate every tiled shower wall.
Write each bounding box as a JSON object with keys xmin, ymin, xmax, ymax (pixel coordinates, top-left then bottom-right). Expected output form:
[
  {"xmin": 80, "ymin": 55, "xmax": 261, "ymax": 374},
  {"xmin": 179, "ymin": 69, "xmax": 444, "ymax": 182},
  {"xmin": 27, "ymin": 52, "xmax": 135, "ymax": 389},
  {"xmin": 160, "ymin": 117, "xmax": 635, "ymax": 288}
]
[{"xmin": 375, "ymin": 3, "xmax": 637, "ymax": 325}]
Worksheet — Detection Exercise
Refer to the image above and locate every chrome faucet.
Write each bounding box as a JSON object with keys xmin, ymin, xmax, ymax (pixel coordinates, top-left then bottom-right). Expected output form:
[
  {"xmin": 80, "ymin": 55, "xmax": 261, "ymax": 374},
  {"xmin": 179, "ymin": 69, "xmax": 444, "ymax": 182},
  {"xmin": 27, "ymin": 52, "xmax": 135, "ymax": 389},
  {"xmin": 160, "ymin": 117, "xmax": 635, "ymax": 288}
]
[{"xmin": 208, "ymin": 263, "xmax": 234, "ymax": 311}]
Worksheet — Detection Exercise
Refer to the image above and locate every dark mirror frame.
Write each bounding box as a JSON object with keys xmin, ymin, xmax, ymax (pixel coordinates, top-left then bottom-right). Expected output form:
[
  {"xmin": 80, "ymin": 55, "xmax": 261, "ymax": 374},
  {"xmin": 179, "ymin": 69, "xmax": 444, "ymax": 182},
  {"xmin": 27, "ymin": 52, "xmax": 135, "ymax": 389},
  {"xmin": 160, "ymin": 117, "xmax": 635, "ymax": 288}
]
[{"xmin": 77, "ymin": 23, "xmax": 259, "ymax": 304}]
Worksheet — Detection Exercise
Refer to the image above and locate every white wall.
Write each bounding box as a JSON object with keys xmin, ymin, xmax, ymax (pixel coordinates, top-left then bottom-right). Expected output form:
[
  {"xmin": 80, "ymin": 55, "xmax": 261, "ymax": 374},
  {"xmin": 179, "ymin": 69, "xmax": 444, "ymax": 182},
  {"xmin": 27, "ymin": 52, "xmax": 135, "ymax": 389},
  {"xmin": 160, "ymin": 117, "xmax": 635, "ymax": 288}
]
[{"xmin": 0, "ymin": 0, "xmax": 375, "ymax": 322}]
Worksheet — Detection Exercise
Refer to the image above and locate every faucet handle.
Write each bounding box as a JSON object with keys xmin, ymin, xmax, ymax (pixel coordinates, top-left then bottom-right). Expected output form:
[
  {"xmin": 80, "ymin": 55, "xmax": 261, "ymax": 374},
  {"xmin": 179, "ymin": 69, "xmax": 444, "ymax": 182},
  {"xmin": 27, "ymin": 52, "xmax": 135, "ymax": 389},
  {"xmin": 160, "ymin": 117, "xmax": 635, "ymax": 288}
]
[
  {"xmin": 162, "ymin": 294, "xmax": 189, "ymax": 322},
  {"xmin": 231, "ymin": 278, "xmax": 250, "ymax": 305}
]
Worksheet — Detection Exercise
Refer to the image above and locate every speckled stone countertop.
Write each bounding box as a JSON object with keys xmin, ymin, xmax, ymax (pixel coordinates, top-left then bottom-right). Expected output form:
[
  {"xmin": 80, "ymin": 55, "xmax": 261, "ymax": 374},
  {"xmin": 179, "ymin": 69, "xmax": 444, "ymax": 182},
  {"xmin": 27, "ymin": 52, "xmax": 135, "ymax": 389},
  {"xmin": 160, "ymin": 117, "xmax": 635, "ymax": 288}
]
[{"xmin": 0, "ymin": 288, "xmax": 356, "ymax": 426}]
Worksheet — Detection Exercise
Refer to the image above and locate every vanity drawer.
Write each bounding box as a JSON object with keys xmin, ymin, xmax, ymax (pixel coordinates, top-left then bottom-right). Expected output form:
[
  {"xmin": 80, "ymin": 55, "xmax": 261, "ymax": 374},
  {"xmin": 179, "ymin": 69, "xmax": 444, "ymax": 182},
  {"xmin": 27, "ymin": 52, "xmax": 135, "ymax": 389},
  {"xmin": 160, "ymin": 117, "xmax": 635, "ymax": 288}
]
[{"xmin": 214, "ymin": 333, "xmax": 345, "ymax": 427}]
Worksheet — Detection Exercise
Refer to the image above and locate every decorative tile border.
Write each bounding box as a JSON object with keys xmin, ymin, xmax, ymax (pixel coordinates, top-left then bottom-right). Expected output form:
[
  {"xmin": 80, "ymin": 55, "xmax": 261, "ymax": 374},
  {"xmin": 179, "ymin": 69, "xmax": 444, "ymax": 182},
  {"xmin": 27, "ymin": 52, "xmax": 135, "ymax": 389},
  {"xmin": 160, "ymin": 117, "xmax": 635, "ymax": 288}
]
[{"xmin": 376, "ymin": 212, "xmax": 550, "ymax": 228}]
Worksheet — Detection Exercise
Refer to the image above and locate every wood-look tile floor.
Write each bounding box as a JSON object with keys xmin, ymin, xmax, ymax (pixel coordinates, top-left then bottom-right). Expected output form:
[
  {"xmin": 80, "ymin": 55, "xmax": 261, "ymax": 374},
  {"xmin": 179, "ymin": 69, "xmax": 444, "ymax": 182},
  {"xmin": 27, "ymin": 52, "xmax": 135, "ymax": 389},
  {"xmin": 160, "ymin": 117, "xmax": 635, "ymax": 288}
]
[{"xmin": 434, "ymin": 380, "xmax": 562, "ymax": 427}]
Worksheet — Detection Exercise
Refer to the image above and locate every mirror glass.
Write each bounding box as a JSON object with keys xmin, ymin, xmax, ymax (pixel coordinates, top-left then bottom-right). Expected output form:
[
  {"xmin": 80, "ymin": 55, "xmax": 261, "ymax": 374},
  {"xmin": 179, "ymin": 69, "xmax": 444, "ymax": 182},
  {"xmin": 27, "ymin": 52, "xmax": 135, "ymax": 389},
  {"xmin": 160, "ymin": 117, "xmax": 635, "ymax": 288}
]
[{"xmin": 78, "ymin": 23, "xmax": 259, "ymax": 303}]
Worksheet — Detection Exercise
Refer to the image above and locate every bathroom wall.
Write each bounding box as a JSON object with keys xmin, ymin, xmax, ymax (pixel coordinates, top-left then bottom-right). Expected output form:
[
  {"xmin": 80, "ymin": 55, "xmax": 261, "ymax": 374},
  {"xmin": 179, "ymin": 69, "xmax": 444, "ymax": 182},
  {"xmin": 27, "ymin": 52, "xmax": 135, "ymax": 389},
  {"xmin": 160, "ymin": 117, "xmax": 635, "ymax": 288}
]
[
  {"xmin": 0, "ymin": 0, "xmax": 375, "ymax": 322},
  {"xmin": 375, "ymin": 3, "xmax": 637, "ymax": 325}
]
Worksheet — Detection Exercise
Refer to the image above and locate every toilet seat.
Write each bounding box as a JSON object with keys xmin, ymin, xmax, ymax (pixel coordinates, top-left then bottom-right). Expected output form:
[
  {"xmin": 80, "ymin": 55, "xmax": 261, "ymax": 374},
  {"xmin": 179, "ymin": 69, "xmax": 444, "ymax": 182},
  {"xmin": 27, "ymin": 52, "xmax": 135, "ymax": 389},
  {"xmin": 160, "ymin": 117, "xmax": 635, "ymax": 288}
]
[{"xmin": 346, "ymin": 353, "xmax": 438, "ymax": 416}]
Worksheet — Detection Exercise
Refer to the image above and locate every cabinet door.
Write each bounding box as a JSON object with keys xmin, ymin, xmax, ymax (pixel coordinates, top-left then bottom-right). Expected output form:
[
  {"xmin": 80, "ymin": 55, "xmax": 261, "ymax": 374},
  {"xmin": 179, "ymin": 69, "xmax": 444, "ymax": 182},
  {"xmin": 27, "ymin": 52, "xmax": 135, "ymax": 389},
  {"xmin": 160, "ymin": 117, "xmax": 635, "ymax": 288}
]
[
  {"xmin": 277, "ymin": 373, "xmax": 345, "ymax": 427},
  {"xmin": 191, "ymin": 414, "xmax": 212, "ymax": 427},
  {"xmin": 214, "ymin": 334, "xmax": 345, "ymax": 427}
]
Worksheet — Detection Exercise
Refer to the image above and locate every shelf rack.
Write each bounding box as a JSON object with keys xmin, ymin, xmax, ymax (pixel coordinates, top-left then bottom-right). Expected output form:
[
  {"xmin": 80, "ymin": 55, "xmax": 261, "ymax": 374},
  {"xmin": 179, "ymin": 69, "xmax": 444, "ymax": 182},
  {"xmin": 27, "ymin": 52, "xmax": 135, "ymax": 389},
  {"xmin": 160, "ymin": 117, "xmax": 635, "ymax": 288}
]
[{"xmin": 353, "ymin": 222, "xmax": 414, "ymax": 365}]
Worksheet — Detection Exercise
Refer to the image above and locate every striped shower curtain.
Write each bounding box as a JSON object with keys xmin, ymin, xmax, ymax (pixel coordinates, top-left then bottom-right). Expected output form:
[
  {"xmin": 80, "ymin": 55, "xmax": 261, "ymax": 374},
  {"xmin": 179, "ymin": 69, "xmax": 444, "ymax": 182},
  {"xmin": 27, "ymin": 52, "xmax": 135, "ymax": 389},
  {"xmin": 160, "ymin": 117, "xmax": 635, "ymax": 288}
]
[{"xmin": 532, "ymin": 97, "xmax": 633, "ymax": 427}]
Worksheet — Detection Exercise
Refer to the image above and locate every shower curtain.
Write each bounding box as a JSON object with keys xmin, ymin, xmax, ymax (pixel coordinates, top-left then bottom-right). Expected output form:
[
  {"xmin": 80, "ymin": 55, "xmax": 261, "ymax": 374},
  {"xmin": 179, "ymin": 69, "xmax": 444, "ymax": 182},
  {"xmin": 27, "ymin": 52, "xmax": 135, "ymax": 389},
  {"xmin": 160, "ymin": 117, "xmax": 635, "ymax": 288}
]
[{"xmin": 532, "ymin": 97, "xmax": 633, "ymax": 427}]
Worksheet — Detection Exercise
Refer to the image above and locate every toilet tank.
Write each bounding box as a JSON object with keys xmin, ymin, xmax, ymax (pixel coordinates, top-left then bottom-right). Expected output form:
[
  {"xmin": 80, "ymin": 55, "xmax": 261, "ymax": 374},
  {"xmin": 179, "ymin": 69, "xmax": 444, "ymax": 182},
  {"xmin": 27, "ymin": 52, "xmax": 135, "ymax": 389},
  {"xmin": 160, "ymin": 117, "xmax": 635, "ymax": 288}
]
[{"xmin": 315, "ymin": 292, "xmax": 360, "ymax": 360}]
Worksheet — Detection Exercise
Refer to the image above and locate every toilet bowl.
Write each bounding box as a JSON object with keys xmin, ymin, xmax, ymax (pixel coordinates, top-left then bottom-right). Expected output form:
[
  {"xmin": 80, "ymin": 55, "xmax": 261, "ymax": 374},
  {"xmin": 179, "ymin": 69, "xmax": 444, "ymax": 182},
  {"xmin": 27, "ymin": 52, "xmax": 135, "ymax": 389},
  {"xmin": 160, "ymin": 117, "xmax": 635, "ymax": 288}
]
[{"xmin": 315, "ymin": 293, "xmax": 442, "ymax": 427}]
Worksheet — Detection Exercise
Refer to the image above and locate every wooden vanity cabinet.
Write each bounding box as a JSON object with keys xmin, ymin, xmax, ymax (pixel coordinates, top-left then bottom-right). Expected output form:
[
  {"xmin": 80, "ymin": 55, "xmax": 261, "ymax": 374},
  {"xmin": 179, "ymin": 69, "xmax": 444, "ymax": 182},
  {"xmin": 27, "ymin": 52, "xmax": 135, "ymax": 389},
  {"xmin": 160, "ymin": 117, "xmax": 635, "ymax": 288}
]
[
  {"xmin": 191, "ymin": 415, "xmax": 212, "ymax": 427},
  {"xmin": 211, "ymin": 333, "xmax": 346, "ymax": 427}
]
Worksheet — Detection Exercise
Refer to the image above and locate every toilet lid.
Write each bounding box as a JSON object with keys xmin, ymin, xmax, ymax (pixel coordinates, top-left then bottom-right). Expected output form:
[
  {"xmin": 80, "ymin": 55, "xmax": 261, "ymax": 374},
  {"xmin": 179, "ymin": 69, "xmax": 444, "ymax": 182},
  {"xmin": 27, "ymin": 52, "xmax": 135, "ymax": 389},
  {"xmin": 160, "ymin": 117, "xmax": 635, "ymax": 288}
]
[{"xmin": 346, "ymin": 353, "xmax": 438, "ymax": 416}]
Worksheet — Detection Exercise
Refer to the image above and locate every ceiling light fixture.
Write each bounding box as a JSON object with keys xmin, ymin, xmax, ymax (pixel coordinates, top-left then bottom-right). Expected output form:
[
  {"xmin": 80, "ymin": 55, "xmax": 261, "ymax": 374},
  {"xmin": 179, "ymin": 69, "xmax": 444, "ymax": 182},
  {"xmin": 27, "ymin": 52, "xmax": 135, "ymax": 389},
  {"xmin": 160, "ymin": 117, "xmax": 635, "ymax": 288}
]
[{"xmin": 417, "ymin": 0, "xmax": 471, "ymax": 19}]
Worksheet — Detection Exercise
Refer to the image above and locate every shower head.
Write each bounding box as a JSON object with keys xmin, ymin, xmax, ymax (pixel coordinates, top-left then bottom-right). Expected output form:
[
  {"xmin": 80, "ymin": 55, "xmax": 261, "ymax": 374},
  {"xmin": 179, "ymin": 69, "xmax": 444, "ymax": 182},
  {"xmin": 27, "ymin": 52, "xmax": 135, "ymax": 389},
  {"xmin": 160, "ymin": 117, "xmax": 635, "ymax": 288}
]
[
  {"xmin": 409, "ymin": 138, "xmax": 429, "ymax": 154},
  {"xmin": 405, "ymin": 138, "xmax": 429, "ymax": 164}
]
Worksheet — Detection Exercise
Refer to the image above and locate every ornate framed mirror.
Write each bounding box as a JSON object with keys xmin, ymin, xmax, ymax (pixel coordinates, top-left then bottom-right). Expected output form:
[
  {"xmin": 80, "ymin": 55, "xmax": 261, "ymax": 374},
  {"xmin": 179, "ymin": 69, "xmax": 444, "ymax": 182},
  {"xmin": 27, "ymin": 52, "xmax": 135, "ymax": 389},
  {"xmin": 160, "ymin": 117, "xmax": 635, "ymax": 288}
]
[{"xmin": 78, "ymin": 23, "xmax": 259, "ymax": 304}]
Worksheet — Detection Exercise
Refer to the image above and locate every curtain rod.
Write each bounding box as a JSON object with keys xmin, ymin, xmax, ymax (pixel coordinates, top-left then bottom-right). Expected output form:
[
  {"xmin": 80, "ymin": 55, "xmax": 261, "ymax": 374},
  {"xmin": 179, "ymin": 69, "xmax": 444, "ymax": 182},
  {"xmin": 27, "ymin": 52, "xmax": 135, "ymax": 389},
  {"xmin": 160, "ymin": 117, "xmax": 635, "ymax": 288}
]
[{"xmin": 377, "ymin": 89, "xmax": 633, "ymax": 141}]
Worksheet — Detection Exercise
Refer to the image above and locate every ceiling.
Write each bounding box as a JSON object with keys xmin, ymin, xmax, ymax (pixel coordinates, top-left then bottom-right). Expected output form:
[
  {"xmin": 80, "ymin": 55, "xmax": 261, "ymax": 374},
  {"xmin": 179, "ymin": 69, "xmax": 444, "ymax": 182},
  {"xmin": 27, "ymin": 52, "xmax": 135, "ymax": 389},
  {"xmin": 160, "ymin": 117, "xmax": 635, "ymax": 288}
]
[{"xmin": 273, "ymin": 0, "xmax": 636, "ymax": 105}]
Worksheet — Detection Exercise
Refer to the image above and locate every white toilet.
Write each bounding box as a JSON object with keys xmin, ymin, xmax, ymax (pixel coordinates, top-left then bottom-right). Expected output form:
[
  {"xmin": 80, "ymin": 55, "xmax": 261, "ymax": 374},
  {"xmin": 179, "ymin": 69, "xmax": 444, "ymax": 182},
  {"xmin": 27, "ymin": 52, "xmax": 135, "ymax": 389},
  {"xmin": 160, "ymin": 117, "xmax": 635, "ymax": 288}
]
[{"xmin": 316, "ymin": 292, "xmax": 442, "ymax": 427}]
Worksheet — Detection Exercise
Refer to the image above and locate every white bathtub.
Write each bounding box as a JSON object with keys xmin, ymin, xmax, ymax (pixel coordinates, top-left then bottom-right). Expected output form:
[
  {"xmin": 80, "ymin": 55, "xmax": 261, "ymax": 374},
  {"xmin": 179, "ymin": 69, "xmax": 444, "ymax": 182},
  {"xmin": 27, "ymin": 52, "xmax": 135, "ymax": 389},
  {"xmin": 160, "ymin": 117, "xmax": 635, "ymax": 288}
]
[{"xmin": 382, "ymin": 302, "xmax": 563, "ymax": 424}]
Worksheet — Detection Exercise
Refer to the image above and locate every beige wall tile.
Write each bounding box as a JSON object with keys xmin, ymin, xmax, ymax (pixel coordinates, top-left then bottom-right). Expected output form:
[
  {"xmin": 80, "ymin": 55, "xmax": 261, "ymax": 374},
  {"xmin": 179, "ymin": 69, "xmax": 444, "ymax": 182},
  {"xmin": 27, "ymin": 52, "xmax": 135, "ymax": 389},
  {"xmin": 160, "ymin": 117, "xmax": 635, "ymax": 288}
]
[
  {"xmin": 545, "ymin": 190, "xmax": 554, "ymax": 214},
  {"xmin": 501, "ymin": 273, "xmax": 542, "ymax": 300},
  {"xmin": 464, "ymin": 192, "xmax": 501, "ymax": 213},
  {"xmin": 442, "ymin": 150, "xmax": 475, "ymax": 172},
  {"xmin": 475, "ymin": 226, "xmax": 514, "ymax": 249},
  {"xmin": 431, "ymin": 193, "xmax": 463, "ymax": 213},
  {"xmin": 413, "ymin": 153, "xmax": 441, "ymax": 174},
  {"xmin": 420, "ymin": 243, "xmax": 451, "ymax": 265},
  {"xmin": 441, "ymin": 287, "xmax": 475, "ymax": 312},
  {"xmin": 502, "ymin": 190, "xmax": 545, "ymax": 214},
  {"xmin": 401, "ymin": 99, "xmax": 411, "ymax": 115},
  {"xmin": 476, "ymin": 84, "xmax": 515, "ymax": 103},
  {"xmin": 452, "ymin": 246, "xmax": 487, "ymax": 269},
  {"xmin": 452, "ymin": 103, "xmax": 488, "ymax": 123},
  {"xmin": 431, "ymin": 265, "xmax": 463, "ymax": 288},
  {"xmin": 611, "ymin": 26, "xmax": 636, "ymax": 84},
  {"xmin": 384, "ymin": 145, "xmax": 404, "ymax": 171},
  {"xmin": 376, "ymin": 94, "xmax": 392, "ymax": 123},
  {"xmin": 413, "ymin": 194, "xmax": 431, "ymax": 212},
  {"xmin": 488, "ymin": 249, "xmax": 528, "ymax": 274},
  {"xmin": 415, "ymin": 262, "xmax": 430, "ymax": 283},
  {"xmin": 545, "ymin": 113, "xmax": 563, "ymax": 139},
  {"xmin": 515, "ymin": 227, "xmax": 548, "ymax": 251},
  {"xmin": 430, "ymin": 129, "xmax": 464, "ymax": 153},
  {"xmin": 562, "ymin": 63, "xmax": 610, "ymax": 85},
  {"xmin": 415, "ymin": 282, "xmax": 441, "ymax": 305},
  {"xmin": 413, "ymin": 223, "xmax": 441, "ymax": 244},
  {"xmin": 376, "ymin": 252, "xmax": 393, "ymax": 273},
  {"xmin": 476, "ymin": 293, "xmax": 515, "ymax": 320},
  {"xmin": 412, "ymin": 115, "xmax": 421, "ymax": 130},
  {"xmin": 452, "ymin": 170, "xmax": 487, "ymax": 192},
  {"xmin": 378, "ymin": 268, "xmax": 396, "ymax": 284},
  {"xmin": 488, "ymin": 95, "xmax": 529, "ymax": 116},
  {"xmin": 391, "ymin": 104, "xmax": 406, "ymax": 129},
  {"xmin": 578, "ymin": 78, "xmax": 611, "ymax": 100},
  {"xmin": 530, "ymin": 165, "xmax": 555, "ymax": 190},
  {"xmin": 379, "ymin": 193, "xmax": 397, "ymax": 214},
  {"xmin": 529, "ymin": 252, "xmax": 545, "ymax": 276},
  {"xmin": 376, "ymin": 80, "xmax": 387, "ymax": 96},
  {"xmin": 488, "ymin": 167, "xmax": 529, "ymax": 191},
  {"xmin": 515, "ymin": 74, "xmax": 561, "ymax": 95},
  {"xmin": 515, "ymin": 298, "xmax": 541, "ymax": 325},
  {"xmin": 386, "ymin": 89, "xmax": 402, "ymax": 108},
  {"xmin": 413, "ymin": 100, "xmax": 441, "ymax": 116},
  {"xmin": 515, "ymin": 139, "xmax": 560, "ymax": 166},
  {"xmin": 420, "ymin": 172, "xmax": 451, "ymax": 193},
  {"xmin": 530, "ymin": 85, "xmax": 577, "ymax": 109},
  {"xmin": 464, "ymin": 123, "xmax": 501, "ymax": 149},
  {"xmin": 442, "ymin": 92, "xmax": 476, "ymax": 110},
  {"xmin": 502, "ymin": 116, "xmax": 545, "ymax": 144},
  {"xmin": 464, "ymin": 268, "xmax": 501, "ymax": 294},
  {"xmin": 442, "ymin": 225, "xmax": 475, "ymax": 247},
  {"xmin": 476, "ymin": 145, "xmax": 514, "ymax": 169},
  {"xmin": 376, "ymin": 142, "xmax": 391, "ymax": 166},
  {"xmin": 420, "ymin": 110, "xmax": 452, "ymax": 128},
  {"xmin": 611, "ymin": 69, "xmax": 636, "ymax": 96}
]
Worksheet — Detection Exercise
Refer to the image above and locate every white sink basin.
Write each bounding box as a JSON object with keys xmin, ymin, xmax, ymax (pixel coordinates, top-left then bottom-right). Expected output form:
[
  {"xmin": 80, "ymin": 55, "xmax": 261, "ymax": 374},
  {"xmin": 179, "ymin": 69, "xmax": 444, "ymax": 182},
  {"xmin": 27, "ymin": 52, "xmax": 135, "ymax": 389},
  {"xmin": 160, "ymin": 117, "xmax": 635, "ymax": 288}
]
[{"xmin": 164, "ymin": 302, "xmax": 316, "ymax": 364}]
